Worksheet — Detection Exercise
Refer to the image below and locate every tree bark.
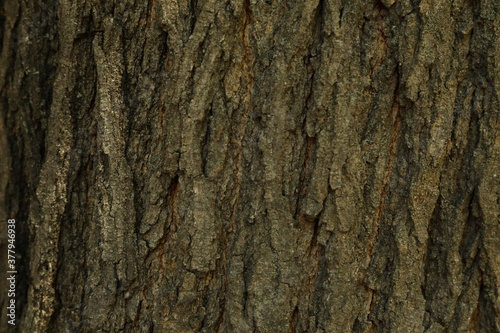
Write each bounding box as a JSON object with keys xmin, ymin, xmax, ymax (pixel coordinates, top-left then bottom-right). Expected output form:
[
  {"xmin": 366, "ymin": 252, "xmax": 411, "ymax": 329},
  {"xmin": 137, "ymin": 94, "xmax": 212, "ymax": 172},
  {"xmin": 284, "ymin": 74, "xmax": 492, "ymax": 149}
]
[{"xmin": 1, "ymin": 0, "xmax": 499, "ymax": 332}]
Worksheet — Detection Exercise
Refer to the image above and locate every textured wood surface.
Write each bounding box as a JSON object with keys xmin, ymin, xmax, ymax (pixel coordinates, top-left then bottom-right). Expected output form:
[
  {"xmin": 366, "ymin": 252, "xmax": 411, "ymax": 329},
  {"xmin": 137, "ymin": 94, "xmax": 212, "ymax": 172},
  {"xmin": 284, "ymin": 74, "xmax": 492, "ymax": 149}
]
[{"xmin": 0, "ymin": 0, "xmax": 499, "ymax": 332}]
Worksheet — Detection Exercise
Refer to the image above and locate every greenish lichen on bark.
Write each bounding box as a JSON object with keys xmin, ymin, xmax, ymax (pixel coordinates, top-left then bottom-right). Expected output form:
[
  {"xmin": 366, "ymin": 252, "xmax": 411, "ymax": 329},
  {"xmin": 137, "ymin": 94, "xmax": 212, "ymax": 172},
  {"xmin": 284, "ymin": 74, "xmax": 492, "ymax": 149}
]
[{"xmin": 0, "ymin": 0, "xmax": 499, "ymax": 332}]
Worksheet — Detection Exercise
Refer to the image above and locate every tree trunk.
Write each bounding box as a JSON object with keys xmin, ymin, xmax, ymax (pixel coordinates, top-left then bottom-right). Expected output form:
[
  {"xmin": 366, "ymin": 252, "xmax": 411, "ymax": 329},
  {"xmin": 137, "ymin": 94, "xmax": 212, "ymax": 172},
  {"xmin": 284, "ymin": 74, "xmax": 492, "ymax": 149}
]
[{"xmin": 1, "ymin": 0, "xmax": 499, "ymax": 332}]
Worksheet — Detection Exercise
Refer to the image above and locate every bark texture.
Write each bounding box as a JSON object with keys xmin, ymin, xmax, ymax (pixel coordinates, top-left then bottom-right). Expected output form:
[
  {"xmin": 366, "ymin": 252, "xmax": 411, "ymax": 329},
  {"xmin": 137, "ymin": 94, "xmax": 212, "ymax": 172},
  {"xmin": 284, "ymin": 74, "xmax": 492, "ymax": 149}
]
[{"xmin": 1, "ymin": 0, "xmax": 499, "ymax": 332}]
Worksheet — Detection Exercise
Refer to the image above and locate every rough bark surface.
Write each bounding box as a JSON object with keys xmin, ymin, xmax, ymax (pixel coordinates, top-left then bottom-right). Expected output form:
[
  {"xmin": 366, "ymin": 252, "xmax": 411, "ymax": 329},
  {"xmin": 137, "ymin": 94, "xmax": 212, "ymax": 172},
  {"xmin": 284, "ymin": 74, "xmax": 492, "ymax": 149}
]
[{"xmin": 0, "ymin": 0, "xmax": 499, "ymax": 332}]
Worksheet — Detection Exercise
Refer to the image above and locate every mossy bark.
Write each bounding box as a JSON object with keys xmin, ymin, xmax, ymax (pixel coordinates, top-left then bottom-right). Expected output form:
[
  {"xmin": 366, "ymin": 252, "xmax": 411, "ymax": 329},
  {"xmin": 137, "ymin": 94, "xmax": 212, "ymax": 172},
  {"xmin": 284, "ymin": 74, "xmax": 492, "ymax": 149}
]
[{"xmin": 1, "ymin": 0, "xmax": 499, "ymax": 332}]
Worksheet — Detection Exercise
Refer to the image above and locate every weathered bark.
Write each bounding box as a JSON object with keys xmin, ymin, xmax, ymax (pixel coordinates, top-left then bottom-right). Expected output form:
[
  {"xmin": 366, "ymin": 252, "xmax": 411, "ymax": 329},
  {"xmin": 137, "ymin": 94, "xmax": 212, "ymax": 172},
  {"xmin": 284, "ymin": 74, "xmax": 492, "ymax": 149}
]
[{"xmin": 1, "ymin": 0, "xmax": 499, "ymax": 332}]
